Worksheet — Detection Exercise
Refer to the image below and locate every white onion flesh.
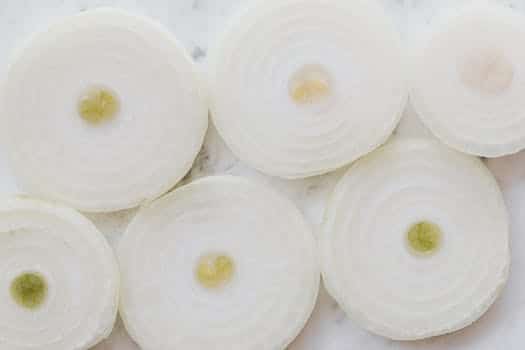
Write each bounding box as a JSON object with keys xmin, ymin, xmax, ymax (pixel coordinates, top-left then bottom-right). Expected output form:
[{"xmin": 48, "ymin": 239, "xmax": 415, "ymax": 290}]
[
  {"xmin": 321, "ymin": 138, "xmax": 510, "ymax": 340},
  {"xmin": 118, "ymin": 176, "xmax": 319, "ymax": 350},
  {"xmin": 0, "ymin": 197, "xmax": 119, "ymax": 349},
  {"xmin": 209, "ymin": 0, "xmax": 407, "ymax": 178},
  {"xmin": 2, "ymin": 8, "xmax": 208, "ymax": 212},
  {"xmin": 411, "ymin": 3, "xmax": 525, "ymax": 157}
]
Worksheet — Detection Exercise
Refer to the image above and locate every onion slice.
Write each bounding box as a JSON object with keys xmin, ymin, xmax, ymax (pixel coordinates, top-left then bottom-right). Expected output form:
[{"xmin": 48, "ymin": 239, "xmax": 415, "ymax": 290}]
[
  {"xmin": 411, "ymin": 3, "xmax": 525, "ymax": 157},
  {"xmin": 2, "ymin": 8, "xmax": 208, "ymax": 212},
  {"xmin": 321, "ymin": 138, "xmax": 510, "ymax": 340},
  {"xmin": 209, "ymin": 0, "xmax": 407, "ymax": 178},
  {"xmin": 0, "ymin": 197, "xmax": 119, "ymax": 349},
  {"xmin": 118, "ymin": 176, "xmax": 319, "ymax": 349}
]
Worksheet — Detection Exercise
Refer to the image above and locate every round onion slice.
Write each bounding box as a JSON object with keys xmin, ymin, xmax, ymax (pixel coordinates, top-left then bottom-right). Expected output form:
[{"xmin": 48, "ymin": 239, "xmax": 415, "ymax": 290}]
[
  {"xmin": 321, "ymin": 138, "xmax": 510, "ymax": 340},
  {"xmin": 2, "ymin": 8, "xmax": 208, "ymax": 212},
  {"xmin": 0, "ymin": 197, "xmax": 119, "ymax": 349},
  {"xmin": 209, "ymin": 0, "xmax": 407, "ymax": 178},
  {"xmin": 118, "ymin": 176, "xmax": 319, "ymax": 349},
  {"xmin": 411, "ymin": 3, "xmax": 525, "ymax": 157}
]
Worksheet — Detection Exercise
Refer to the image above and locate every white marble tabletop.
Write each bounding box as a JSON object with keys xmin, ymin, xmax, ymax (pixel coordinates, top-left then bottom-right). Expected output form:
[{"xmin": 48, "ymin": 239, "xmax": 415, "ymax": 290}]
[{"xmin": 1, "ymin": 0, "xmax": 525, "ymax": 349}]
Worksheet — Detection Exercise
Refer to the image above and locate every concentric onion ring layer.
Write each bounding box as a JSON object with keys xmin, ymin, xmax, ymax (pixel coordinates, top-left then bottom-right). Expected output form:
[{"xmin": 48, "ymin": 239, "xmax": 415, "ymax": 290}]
[
  {"xmin": 321, "ymin": 139, "xmax": 509, "ymax": 340},
  {"xmin": 210, "ymin": 0, "xmax": 407, "ymax": 178},
  {"xmin": 3, "ymin": 9, "xmax": 208, "ymax": 212},
  {"xmin": 119, "ymin": 176, "xmax": 320, "ymax": 349},
  {"xmin": 0, "ymin": 198, "xmax": 119, "ymax": 350},
  {"xmin": 411, "ymin": 4, "xmax": 525, "ymax": 157}
]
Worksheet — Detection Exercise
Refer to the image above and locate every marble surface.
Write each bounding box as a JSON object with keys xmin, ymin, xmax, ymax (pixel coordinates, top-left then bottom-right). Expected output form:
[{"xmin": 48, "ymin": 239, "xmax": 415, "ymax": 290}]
[{"xmin": 2, "ymin": 0, "xmax": 525, "ymax": 349}]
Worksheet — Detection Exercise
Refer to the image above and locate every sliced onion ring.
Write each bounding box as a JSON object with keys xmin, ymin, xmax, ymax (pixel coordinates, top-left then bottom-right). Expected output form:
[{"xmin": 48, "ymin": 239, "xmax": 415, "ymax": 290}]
[
  {"xmin": 2, "ymin": 8, "xmax": 208, "ymax": 212},
  {"xmin": 0, "ymin": 197, "xmax": 119, "ymax": 349},
  {"xmin": 411, "ymin": 3, "xmax": 525, "ymax": 157},
  {"xmin": 118, "ymin": 176, "xmax": 319, "ymax": 349},
  {"xmin": 321, "ymin": 138, "xmax": 510, "ymax": 340},
  {"xmin": 209, "ymin": 0, "xmax": 407, "ymax": 178}
]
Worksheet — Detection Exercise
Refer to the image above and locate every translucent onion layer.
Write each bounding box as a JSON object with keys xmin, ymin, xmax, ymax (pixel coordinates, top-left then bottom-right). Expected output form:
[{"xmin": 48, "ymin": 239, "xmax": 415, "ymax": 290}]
[
  {"xmin": 2, "ymin": 8, "xmax": 208, "ymax": 212},
  {"xmin": 118, "ymin": 176, "xmax": 319, "ymax": 349},
  {"xmin": 209, "ymin": 0, "xmax": 407, "ymax": 178},
  {"xmin": 411, "ymin": 3, "xmax": 525, "ymax": 157},
  {"xmin": 321, "ymin": 138, "xmax": 510, "ymax": 340},
  {"xmin": 0, "ymin": 197, "xmax": 119, "ymax": 349}
]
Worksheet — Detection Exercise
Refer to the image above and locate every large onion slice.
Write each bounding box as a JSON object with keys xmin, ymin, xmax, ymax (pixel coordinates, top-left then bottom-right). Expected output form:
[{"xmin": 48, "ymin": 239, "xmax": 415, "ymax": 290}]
[
  {"xmin": 411, "ymin": 3, "xmax": 525, "ymax": 157},
  {"xmin": 209, "ymin": 0, "xmax": 407, "ymax": 178},
  {"xmin": 321, "ymin": 138, "xmax": 510, "ymax": 340},
  {"xmin": 0, "ymin": 197, "xmax": 119, "ymax": 349},
  {"xmin": 118, "ymin": 176, "xmax": 319, "ymax": 349},
  {"xmin": 2, "ymin": 8, "xmax": 208, "ymax": 212}
]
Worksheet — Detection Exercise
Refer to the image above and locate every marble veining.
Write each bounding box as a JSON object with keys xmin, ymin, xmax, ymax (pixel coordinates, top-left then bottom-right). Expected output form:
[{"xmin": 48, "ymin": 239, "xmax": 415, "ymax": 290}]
[{"xmin": 1, "ymin": 0, "xmax": 525, "ymax": 349}]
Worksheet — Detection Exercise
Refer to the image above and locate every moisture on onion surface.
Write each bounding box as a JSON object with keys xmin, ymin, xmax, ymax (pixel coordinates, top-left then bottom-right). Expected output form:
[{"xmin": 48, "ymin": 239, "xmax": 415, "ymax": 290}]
[
  {"xmin": 209, "ymin": 0, "xmax": 407, "ymax": 179},
  {"xmin": 0, "ymin": 197, "xmax": 119, "ymax": 350},
  {"xmin": 2, "ymin": 8, "xmax": 208, "ymax": 212},
  {"xmin": 411, "ymin": 3, "xmax": 525, "ymax": 157},
  {"xmin": 321, "ymin": 138, "xmax": 510, "ymax": 340},
  {"xmin": 118, "ymin": 176, "xmax": 319, "ymax": 350}
]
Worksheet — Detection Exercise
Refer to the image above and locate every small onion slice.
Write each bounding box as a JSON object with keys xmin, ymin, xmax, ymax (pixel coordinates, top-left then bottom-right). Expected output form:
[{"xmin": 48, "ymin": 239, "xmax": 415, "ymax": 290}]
[
  {"xmin": 2, "ymin": 8, "xmax": 208, "ymax": 212},
  {"xmin": 411, "ymin": 3, "xmax": 525, "ymax": 157},
  {"xmin": 321, "ymin": 138, "xmax": 510, "ymax": 340},
  {"xmin": 209, "ymin": 0, "xmax": 407, "ymax": 178},
  {"xmin": 119, "ymin": 176, "xmax": 319, "ymax": 349},
  {"xmin": 0, "ymin": 197, "xmax": 119, "ymax": 349}
]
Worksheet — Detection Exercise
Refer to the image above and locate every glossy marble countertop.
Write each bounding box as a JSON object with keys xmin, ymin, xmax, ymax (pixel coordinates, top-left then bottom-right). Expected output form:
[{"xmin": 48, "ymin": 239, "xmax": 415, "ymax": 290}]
[{"xmin": 1, "ymin": 0, "xmax": 525, "ymax": 349}]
